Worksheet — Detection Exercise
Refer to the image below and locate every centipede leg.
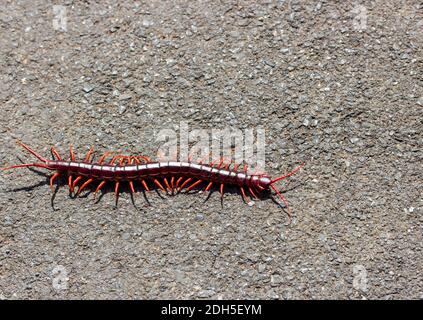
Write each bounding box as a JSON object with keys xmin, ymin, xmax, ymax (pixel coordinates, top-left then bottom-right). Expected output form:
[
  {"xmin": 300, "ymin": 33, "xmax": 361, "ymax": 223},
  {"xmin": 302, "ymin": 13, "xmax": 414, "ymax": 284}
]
[
  {"xmin": 175, "ymin": 177, "xmax": 183, "ymax": 189},
  {"xmin": 153, "ymin": 179, "xmax": 166, "ymax": 192},
  {"xmin": 109, "ymin": 155, "xmax": 120, "ymax": 165},
  {"xmin": 220, "ymin": 183, "xmax": 224, "ymax": 198},
  {"xmin": 205, "ymin": 181, "xmax": 213, "ymax": 192},
  {"xmin": 216, "ymin": 158, "xmax": 224, "ymax": 169},
  {"xmin": 68, "ymin": 175, "xmax": 73, "ymax": 193},
  {"xmin": 131, "ymin": 157, "xmax": 141, "ymax": 165},
  {"xmin": 50, "ymin": 172, "xmax": 60, "ymax": 192},
  {"xmin": 198, "ymin": 151, "xmax": 213, "ymax": 165},
  {"xmin": 93, "ymin": 180, "xmax": 106, "ymax": 200},
  {"xmin": 203, "ymin": 183, "xmax": 214, "ymax": 203},
  {"xmin": 208, "ymin": 158, "xmax": 217, "ymax": 168},
  {"xmin": 129, "ymin": 180, "xmax": 136, "ymax": 195},
  {"xmin": 170, "ymin": 176, "xmax": 175, "ymax": 195},
  {"xmin": 72, "ymin": 176, "xmax": 83, "ymax": 193},
  {"xmin": 163, "ymin": 177, "xmax": 171, "ymax": 194},
  {"xmin": 51, "ymin": 147, "xmax": 62, "ymax": 161},
  {"xmin": 76, "ymin": 178, "xmax": 93, "ymax": 196},
  {"xmin": 186, "ymin": 179, "xmax": 202, "ymax": 192},
  {"xmin": 114, "ymin": 181, "xmax": 120, "ymax": 205},
  {"xmin": 138, "ymin": 179, "xmax": 150, "ymax": 205},
  {"xmin": 140, "ymin": 180, "xmax": 149, "ymax": 192},
  {"xmin": 177, "ymin": 178, "xmax": 192, "ymax": 193},
  {"xmin": 69, "ymin": 145, "xmax": 75, "ymax": 161},
  {"xmin": 248, "ymin": 186, "xmax": 259, "ymax": 200},
  {"xmin": 85, "ymin": 146, "xmax": 94, "ymax": 162},
  {"xmin": 219, "ymin": 183, "xmax": 225, "ymax": 207},
  {"xmin": 98, "ymin": 152, "xmax": 112, "ymax": 164},
  {"xmin": 137, "ymin": 156, "xmax": 150, "ymax": 163},
  {"xmin": 240, "ymin": 186, "xmax": 247, "ymax": 203}
]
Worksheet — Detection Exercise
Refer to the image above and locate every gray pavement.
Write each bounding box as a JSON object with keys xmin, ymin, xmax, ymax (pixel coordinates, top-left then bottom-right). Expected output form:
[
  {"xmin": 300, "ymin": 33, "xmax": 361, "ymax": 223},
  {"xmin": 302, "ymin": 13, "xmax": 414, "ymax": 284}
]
[{"xmin": 0, "ymin": 0, "xmax": 422, "ymax": 299}]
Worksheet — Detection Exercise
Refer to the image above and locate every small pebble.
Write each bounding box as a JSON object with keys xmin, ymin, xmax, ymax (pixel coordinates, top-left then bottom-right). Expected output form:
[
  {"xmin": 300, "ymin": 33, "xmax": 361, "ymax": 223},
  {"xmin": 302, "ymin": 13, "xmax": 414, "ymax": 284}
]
[
  {"xmin": 198, "ymin": 289, "xmax": 215, "ymax": 298},
  {"xmin": 122, "ymin": 233, "xmax": 130, "ymax": 240},
  {"xmin": 118, "ymin": 105, "xmax": 126, "ymax": 114},
  {"xmin": 82, "ymin": 85, "xmax": 94, "ymax": 93},
  {"xmin": 118, "ymin": 93, "xmax": 132, "ymax": 101},
  {"xmin": 350, "ymin": 137, "xmax": 359, "ymax": 144}
]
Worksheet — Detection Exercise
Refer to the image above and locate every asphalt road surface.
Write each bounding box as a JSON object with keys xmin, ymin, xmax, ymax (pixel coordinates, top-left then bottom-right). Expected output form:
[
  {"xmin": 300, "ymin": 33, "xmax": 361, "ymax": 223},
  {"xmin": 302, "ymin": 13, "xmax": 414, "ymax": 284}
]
[{"xmin": 0, "ymin": 1, "xmax": 422, "ymax": 299}]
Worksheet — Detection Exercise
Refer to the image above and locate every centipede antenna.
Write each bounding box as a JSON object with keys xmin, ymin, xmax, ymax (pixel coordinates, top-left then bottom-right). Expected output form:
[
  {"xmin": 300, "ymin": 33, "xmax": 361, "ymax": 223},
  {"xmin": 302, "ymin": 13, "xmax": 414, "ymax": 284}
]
[
  {"xmin": 15, "ymin": 141, "xmax": 48, "ymax": 163},
  {"xmin": 270, "ymin": 162, "xmax": 305, "ymax": 184}
]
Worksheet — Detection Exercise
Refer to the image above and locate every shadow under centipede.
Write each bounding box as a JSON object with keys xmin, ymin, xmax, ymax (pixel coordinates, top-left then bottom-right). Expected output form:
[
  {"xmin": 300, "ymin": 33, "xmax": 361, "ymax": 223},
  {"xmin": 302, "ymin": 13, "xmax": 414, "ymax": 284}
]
[
  {"xmin": 6, "ymin": 180, "xmax": 47, "ymax": 193},
  {"xmin": 4, "ymin": 173, "xmax": 60, "ymax": 211},
  {"xmin": 51, "ymin": 182, "xmax": 60, "ymax": 211},
  {"xmin": 140, "ymin": 188, "xmax": 151, "ymax": 206},
  {"xmin": 203, "ymin": 188, "xmax": 214, "ymax": 203}
]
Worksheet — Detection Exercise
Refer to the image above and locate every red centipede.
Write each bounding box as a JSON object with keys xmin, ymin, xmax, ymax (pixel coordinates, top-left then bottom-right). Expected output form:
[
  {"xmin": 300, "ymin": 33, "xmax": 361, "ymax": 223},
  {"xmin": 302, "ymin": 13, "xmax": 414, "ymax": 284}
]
[{"xmin": 2, "ymin": 141, "xmax": 304, "ymax": 221}]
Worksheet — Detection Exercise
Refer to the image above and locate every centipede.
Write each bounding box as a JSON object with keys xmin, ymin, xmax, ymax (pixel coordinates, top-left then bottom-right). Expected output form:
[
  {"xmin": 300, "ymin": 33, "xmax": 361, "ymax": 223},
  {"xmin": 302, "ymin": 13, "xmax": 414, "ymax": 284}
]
[{"xmin": 2, "ymin": 141, "xmax": 304, "ymax": 221}]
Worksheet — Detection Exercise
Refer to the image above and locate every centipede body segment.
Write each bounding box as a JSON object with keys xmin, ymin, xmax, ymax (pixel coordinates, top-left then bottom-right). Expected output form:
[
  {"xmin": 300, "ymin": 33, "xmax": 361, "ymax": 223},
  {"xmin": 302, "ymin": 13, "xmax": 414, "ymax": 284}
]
[{"xmin": 2, "ymin": 141, "xmax": 304, "ymax": 221}]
